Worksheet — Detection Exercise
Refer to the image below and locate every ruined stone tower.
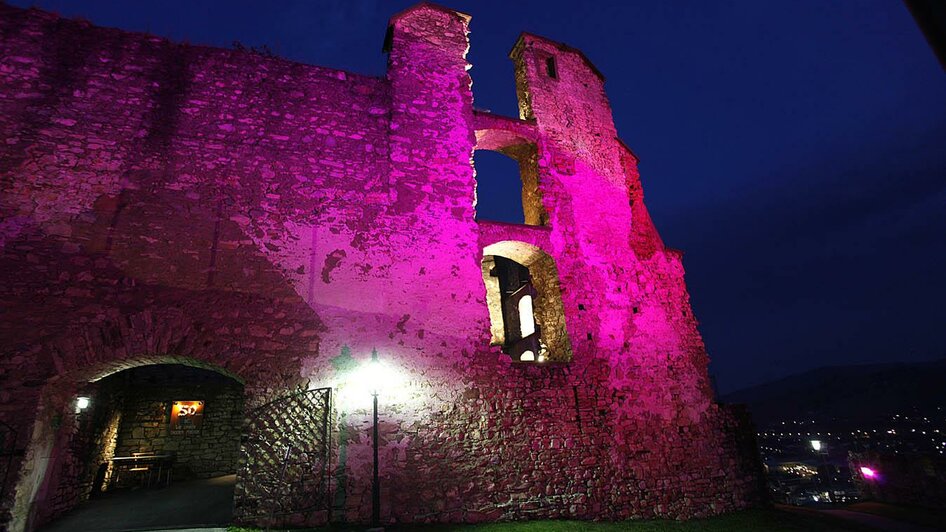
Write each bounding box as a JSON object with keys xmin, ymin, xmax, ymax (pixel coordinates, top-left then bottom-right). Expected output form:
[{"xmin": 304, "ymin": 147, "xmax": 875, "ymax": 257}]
[{"xmin": 0, "ymin": 3, "xmax": 764, "ymax": 529}]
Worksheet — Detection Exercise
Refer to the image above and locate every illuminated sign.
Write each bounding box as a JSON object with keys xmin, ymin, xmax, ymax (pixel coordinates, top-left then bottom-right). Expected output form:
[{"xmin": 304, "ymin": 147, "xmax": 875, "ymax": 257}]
[{"xmin": 170, "ymin": 400, "xmax": 204, "ymax": 432}]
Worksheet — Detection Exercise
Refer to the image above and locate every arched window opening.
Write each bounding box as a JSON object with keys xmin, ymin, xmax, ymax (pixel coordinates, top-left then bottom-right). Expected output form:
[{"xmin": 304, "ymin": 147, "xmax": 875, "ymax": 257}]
[
  {"xmin": 481, "ymin": 241, "xmax": 572, "ymax": 363},
  {"xmin": 472, "ymin": 133, "xmax": 547, "ymax": 226},
  {"xmin": 493, "ymin": 255, "xmax": 543, "ymax": 361},
  {"xmin": 545, "ymin": 56, "xmax": 558, "ymax": 79}
]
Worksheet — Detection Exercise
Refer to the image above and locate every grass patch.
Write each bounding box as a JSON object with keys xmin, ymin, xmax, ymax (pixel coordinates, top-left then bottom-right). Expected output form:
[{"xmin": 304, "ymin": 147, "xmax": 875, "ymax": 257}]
[{"xmin": 228, "ymin": 507, "xmax": 869, "ymax": 531}]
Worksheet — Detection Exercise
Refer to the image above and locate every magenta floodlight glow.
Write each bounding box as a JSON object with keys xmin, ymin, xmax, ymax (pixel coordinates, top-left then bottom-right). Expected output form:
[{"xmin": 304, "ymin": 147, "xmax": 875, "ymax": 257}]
[{"xmin": 859, "ymin": 466, "xmax": 877, "ymax": 479}]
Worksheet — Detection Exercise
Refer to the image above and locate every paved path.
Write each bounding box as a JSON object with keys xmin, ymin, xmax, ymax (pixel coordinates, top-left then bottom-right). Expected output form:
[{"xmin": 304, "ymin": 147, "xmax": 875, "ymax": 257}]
[
  {"xmin": 146, "ymin": 529, "xmax": 228, "ymax": 532},
  {"xmin": 145, "ymin": 529, "xmax": 228, "ymax": 532},
  {"xmin": 818, "ymin": 508, "xmax": 943, "ymax": 532},
  {"xmin": 40, "ymin": 474, "xmax": 235, "ymax": 532}
]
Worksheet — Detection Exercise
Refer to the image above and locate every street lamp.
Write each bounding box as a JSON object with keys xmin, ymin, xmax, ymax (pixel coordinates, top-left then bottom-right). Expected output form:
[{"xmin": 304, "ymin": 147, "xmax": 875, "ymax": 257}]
[
  {"xmin": 347, "ymin": 349, "xmax": 404, "ymax": 528},
  {"xmin": 809, "ymin": 439, "xmax": 831, "ymax": 501},
  {"xmin": 365, "ymin": 349, "xmax": 384, "ymax": 528}
]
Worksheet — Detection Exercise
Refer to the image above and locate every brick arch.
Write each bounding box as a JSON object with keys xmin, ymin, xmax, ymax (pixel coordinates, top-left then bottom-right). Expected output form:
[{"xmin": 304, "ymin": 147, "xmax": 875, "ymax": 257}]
[
  {"xmin": 9, "ymin": 353, "xmax": 249, "ymax": 532},
  {"xmin": 483, "ymin": 240, "xmax": 552, "ymax": 268},
  {"xmin": 474, "ymin": 128, "xmax": 535, "ymax": 152}
]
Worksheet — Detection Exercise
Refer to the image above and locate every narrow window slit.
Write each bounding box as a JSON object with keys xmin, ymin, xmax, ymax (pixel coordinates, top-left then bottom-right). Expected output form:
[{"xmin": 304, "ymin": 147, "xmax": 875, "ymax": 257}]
[{"xmin": 545, "ymin": 56, "xmax": 557, "ymax": 79}]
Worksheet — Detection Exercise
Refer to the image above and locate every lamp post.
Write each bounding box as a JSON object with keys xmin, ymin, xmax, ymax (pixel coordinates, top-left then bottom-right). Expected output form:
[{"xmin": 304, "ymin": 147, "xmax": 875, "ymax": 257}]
[
  {"xmin": 370, "ymin": 349, "xmax": 380, "ymax": 528},
  {"xmin": 357, "ymin": 348, "xmax": 401, "ymax": 529},
  {"xmin": 810, "ymin": 439, "xmax": 831, "ymax": 502}
]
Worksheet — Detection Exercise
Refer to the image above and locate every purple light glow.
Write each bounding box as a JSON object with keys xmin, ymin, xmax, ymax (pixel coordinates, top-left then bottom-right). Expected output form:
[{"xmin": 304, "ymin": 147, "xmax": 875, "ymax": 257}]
[{"xmin": 860, "ymin": 466, "xmax": 877, "ymax": 479}]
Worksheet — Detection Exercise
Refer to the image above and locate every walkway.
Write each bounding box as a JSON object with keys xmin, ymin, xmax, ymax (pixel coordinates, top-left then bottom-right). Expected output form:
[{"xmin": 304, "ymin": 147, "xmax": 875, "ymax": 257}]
[
  {"xmin": 778, "ymin": 504, "xmax": 945, "ymax": 532},
  {"xmin": 818, "ymin": 508, "xmax": 943, "ymax": 532},
  {"xmin": 40, "ymin": 474, "xmax": 235, "ymax": 532}
]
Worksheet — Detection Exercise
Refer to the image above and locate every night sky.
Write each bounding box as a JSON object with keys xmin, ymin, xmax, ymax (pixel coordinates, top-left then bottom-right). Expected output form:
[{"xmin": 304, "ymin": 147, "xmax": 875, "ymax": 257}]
[{"xmin": 10, "ymin": 0, "xmax": 945, "ymax": 393}]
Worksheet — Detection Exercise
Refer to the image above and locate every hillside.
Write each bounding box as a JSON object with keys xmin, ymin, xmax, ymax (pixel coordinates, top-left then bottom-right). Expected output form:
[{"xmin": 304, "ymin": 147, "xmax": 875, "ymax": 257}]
[{"xmin": 720, "ymin": 359, "xmax": 946, "ymax": 427}]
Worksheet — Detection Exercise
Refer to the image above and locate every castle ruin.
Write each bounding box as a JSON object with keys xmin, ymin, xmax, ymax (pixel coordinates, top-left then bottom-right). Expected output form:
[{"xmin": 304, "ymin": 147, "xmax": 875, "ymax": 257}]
[{"xmin": 0, "ymin": 3, "xmax": 764, "ymax": 529}]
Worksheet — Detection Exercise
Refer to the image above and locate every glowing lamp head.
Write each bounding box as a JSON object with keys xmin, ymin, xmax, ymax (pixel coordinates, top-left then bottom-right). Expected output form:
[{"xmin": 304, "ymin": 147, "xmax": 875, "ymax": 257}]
[
  {"xmin": 860, "ymin": 466, "xmax": 877, "ymax": 479},
  {"xmin": 364, "ymin": 349, "xmax": 386, "ymax": 395},
  {"xmin": 810, "ymin": 439, "xmax": 822, "ymax": 451},
  {"xmin": 336, "ymin": 348, "xmax": 412, "ymax": 411},
  {"xmin": 75, "ymin": 396, "xmax": 91, "ymax": 413}
]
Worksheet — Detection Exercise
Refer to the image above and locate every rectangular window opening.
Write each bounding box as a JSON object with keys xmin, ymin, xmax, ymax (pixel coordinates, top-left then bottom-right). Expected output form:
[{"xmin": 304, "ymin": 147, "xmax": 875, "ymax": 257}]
[{"xmin": 545, "ymin": 56, "xmax": 557, "ymax": 79}]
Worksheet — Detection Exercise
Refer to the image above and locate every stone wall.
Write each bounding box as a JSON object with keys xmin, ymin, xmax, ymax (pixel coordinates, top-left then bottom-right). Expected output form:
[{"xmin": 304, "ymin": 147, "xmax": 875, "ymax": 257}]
[
  {"xmin": 109, "ymin": 365, "xmax": 243, "ymax": 481},
  {"xmin": 33, "ymin": 385, "xmax": 122, "ymax": 521},
  {"xmin": 0, "ymin": 2, "xmax": 765, "ymax": 530}
]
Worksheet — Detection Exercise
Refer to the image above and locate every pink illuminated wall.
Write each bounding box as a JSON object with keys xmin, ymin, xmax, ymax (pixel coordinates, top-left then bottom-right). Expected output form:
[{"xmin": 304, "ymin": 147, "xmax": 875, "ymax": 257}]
[{"xmin": 0, "ymin": 3, "xmax": 764, "ymax": 529}]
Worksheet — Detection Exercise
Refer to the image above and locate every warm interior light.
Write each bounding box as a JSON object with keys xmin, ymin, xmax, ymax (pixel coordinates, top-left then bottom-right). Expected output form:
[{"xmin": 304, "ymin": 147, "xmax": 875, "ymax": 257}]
[
  {"xmin": 860, "ymin": 466, "xmax": 877, "ymax": 479},
  {"xmin": 170, "ymin": 400, "xmax": 205, "ymax": 430},
  {"xmin": 518, "ymin": 295, "xmax": 536, "ymax": 337},
  {"xmin": 75, "ymin": 396, "xmax": 91, "ymax": 413},
  {"xmin": 810, "ymin": 439, "xmax": 822, "ymax": 451}
]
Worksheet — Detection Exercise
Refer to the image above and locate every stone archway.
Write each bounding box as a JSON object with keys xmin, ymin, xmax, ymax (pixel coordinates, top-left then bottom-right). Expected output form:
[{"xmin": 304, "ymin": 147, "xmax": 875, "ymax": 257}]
[
  {"xmin": 9, "ymin": 355, "xmax": 249, "ymax": 532},
  {"xmin": 3, "ymin": 306, "xmax": 313, "ymax": 532}
]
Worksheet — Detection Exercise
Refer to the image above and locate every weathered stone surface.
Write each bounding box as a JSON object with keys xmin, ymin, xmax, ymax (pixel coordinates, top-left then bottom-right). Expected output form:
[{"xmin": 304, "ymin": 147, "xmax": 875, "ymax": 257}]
[{"xmin": 0, "ymin": 3, "xmax": 765, "ymax": 530}]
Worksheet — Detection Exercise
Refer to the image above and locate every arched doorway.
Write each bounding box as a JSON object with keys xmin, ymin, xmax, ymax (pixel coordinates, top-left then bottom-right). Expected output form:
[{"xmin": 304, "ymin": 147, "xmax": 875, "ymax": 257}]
[
  {"xmin": 481, "ymin": 240, "xmax": 572, "ymax": 363},
  {"xmin": 12, "ymin": 352, "xmax": 334, "ymax": 532},
  {"xmin": 36, "ymin": 363, "xmax": 245, "ymax": 532}
]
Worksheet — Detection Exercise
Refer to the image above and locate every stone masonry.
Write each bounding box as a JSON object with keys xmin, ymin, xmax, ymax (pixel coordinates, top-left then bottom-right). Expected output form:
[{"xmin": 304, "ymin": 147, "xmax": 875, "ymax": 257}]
[
  {"xmin": 0, "ymin": 2, "xmax": 766, "ymax": 529},
  {"xmin": 106, "ymin": 365, "xmax": 244, "ymax": 482}
]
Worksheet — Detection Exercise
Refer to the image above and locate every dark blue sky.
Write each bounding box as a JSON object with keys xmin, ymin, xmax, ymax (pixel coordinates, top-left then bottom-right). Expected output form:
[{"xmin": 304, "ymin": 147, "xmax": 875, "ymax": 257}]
[{"xmin": 11, "ymin": 0, "xmax": 945, "ymax": 392}]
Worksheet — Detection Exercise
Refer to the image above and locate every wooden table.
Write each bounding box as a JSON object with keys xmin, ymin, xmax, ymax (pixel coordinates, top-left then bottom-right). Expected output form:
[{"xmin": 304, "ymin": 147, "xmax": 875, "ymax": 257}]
[{"xmin": 110, "ymin": 454, "xmax": 174, "ymax": 488}]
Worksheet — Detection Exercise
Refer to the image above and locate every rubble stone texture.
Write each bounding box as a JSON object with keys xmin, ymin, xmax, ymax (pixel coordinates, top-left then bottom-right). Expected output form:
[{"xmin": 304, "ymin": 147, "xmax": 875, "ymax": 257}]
[{"xmin": 0, "ymin": 2, "xmax": 766, "ymax": 529}]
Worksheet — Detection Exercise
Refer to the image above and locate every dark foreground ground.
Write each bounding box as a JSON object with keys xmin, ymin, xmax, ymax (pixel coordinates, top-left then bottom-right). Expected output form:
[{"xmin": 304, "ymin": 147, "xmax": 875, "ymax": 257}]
[
  {"xmin": 238, "ymin": 508, "xmax": 858, "ymax": 532},
  {"xmin": 40, "ymin": 474, "xmax": 235, "ymax": 532},
  {"xmin": 231, "ymin": 504, "xmax": 945, "ymax": 532},
  {"xmin": 40, "ymin": 473, "xmax": 943, "ymax": 532}
]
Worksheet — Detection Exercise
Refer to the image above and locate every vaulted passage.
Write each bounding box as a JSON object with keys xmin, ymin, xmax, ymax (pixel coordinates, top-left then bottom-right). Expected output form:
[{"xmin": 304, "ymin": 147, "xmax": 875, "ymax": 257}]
[{"xmin": 38, "ymin": 364, "xmax": 244, "ymax": 531}]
